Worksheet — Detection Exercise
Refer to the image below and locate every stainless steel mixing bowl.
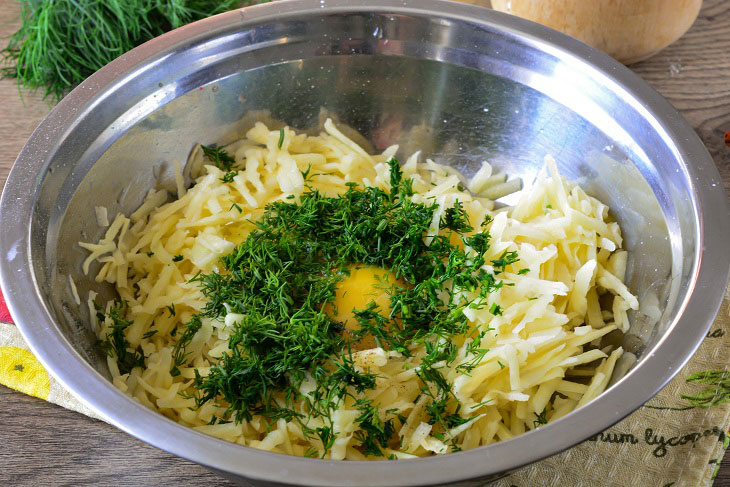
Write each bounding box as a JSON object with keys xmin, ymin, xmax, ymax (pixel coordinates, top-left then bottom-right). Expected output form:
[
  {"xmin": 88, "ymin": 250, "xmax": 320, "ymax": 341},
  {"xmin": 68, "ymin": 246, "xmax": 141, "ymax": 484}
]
[{"xmin": 1, "ymin": 1, "xmax": 729, "ymax": 485}]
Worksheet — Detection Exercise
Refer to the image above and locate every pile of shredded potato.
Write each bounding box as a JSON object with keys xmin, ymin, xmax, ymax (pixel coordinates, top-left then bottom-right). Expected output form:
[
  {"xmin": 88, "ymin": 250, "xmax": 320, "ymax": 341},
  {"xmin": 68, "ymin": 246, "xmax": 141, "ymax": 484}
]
[{"xmin": 80, "ymin": 119, "xmax": 637, "ymax": 459}]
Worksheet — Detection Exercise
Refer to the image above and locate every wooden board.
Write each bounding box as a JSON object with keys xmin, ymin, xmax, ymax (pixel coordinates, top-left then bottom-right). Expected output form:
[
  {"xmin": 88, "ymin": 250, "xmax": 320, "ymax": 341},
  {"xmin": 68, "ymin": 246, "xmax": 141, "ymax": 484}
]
[{"xmin": 0, "ymin": 1, "xmax": 728, "ymax": 485}]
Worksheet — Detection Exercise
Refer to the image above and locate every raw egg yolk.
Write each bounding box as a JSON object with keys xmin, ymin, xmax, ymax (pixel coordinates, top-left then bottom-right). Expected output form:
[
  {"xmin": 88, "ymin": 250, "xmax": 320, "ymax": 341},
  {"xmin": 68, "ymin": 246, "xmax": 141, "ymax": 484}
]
[
  {"xmin": 329, "ymin": 266, "xmax": 404, "ymax": 351},
  {"xmin": 448, "ymin": 231, "xmax": 465, "ymax": 250}
]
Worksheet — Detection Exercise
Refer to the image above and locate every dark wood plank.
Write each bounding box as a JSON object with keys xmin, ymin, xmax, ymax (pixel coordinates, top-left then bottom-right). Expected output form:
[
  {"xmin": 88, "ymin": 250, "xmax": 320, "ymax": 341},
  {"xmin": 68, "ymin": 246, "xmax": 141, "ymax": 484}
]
[
  {"xmin": 0, "ymin": 385, "xmax": 235, "ymax": 486},
  {"xmin": 0, "ymin": 0, "xmax": 728, "ymax": 485},
  {"xmin": 0, "ymin": 8, "xmax": 49, "ymax": 186},
  {"xmin": 631, "ymin": 0, "xmax": 730, "ymax": 203}
]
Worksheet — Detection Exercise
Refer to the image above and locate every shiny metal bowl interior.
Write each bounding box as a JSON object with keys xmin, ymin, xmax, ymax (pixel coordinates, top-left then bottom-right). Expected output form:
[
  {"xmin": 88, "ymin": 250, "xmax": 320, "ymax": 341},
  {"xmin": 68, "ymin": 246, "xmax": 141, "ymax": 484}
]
[{"xmin": 1, "ymin": 1, "xmax": 729, "ymax": 486}]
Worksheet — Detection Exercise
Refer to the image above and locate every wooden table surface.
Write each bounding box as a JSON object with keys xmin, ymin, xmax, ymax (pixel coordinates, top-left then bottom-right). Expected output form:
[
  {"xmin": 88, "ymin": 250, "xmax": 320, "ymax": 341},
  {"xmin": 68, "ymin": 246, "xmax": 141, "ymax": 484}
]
[{"xmin": 1, "ymin": 1, "xmax": 729, "ymax": 486}]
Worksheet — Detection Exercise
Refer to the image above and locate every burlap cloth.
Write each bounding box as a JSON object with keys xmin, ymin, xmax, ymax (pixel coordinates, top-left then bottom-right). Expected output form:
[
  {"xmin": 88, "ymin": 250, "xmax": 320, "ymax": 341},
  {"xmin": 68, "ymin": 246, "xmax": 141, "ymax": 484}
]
[{"xmin": 1, "ymin": 286, "xmax": 728, "ymax": 485}]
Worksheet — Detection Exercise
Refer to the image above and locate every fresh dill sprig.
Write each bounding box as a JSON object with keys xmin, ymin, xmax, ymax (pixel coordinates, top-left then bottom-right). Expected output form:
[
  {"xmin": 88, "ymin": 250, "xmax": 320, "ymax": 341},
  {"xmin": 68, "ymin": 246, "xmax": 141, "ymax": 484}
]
[
  {"xmin": 353, "ymin": 398, "xmax": 397, "ymax": 457},
  {"xmin": 681, "ymin": 370, "xmax": 730, "ymax": 408},
  {"xmin": 171, "ymin": 316, "xmax": 202, "ymax": 376},
  {"xmin": 646, "ymin": 369, "xmax": 730, "ymax": 411},
  {"xmin": 1, "ymin": 1, "xmax": 264, "ymax": 101},
  {"xmin": 456, "ymin": 329, "xmax": 489, "ymax": 375}
]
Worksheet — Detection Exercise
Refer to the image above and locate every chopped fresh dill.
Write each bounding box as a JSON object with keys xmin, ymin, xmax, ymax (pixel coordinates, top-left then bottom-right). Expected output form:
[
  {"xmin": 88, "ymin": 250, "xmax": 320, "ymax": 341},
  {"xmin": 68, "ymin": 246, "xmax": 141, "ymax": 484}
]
[
  {"xmin": 471, "ymin": 399, "xmax": 493, "ymax": 411},
  {"xmin": 171, "ymin": 316, "xmax": 202, "ymax": 377},
  {"xmin": 352, "ymin": 398, "xmax": 397, "ymax": 457},
  {"xmin": 442, "ymin": 200, "xmax": 473, "ymax": 233},
  {"xmin": 491, "ymin": 250, "xmax": 519, "ymax": 275},
  {"xmin": 304, "ymin": 446, "xmax": 319, "ymax": 458},
  {"xmin": 517, "ymin": 268, "xmax": 530, "ymax": 275},
  {"xmin": 230, "ymin": 202, "xmax": 242, "ymax": 213},
  {"xmin": 301, "ymin": 164, "xmax": 313, "ymax": 181},
  {"xmin": 456, "ymin": 346, "xmax": 489, "ymax": 375},
  {"xmin": 533, "ymin": 408, "xmax": 548, "ymax": 429},
  {"xmin": 98, "ymin": 301, "xmax": 144, "ymax": 375},
  {"xmin": 201, "ymin": 145, "xmax": 236, "ymax": 171},
  {"xmin": 278, "ymin": 128, "xmax": 285, "ymax": 149},
  {"xmin": 142, "ymin": 329, "xmax": 158, "ymax": 339},
  {"xmin": 166, "ymin": 304, "xmax": 176, "ymax": 317},
  {"xmin": 161, "ymin": 158, "xmax": 511, "ymax": 457},
  {"xmin": 220, "ymin": 171, "xmax": 236, "ymax": 183},
  {"xmin": 146, "ymin": 251, "xmax": 154, "ymax": 257},
  {"xmin": 172, "ymin": 255, "xmax": 183, "ymax": 262}
]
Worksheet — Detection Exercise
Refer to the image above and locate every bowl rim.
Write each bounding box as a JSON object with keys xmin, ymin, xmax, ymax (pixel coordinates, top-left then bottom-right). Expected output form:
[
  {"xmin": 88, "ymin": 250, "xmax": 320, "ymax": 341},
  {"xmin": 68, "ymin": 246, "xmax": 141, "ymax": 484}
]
[{"xmin": 2, "ymin": 0, "xmax": 729, "ymax": 485}]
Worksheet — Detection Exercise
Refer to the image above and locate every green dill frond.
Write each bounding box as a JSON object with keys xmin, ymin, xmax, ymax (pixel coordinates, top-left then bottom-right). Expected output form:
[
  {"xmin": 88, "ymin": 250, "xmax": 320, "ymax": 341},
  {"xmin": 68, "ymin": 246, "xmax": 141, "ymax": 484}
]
[{"xmin": 1, "ymin": 1, "xmax": 265, "ymax": 101}]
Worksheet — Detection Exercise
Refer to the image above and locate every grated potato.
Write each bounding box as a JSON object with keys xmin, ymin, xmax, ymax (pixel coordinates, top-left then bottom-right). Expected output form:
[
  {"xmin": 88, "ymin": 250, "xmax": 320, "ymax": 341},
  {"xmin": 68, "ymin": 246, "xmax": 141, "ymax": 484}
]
[{"xmin": 81, "ymin": 119, "xmax": 637, "ymax": 459}]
